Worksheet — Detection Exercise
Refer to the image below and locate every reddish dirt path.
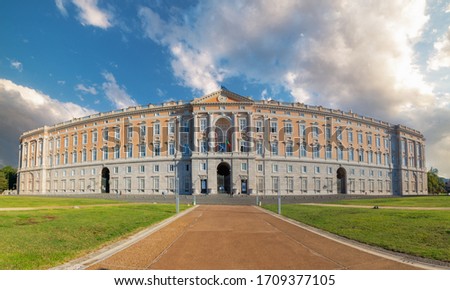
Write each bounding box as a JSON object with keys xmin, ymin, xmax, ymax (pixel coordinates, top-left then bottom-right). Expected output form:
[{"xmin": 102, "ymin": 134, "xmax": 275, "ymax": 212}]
[{"xmin": 86, "ymin": 205, "xmax": 422, "ymax": 270}]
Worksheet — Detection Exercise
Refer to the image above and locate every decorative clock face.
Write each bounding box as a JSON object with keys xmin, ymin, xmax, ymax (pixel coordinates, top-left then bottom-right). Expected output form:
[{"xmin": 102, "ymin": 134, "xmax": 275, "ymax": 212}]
[{"xmin": 218, "ymin": 95, "xmax": 227, "ymax": 102}]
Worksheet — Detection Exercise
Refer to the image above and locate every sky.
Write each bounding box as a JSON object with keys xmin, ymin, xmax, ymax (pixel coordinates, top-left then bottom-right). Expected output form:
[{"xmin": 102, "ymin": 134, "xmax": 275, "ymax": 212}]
[{"xmin": 0, "ymin": 0, "xmax": 450, "ymax": 176}]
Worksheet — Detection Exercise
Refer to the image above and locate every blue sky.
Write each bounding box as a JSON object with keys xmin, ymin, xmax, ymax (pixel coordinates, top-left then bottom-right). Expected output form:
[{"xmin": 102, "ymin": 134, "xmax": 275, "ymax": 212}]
[{"xmin": 1, "ymin": 0, "xmax": 450, "ymax": 176}]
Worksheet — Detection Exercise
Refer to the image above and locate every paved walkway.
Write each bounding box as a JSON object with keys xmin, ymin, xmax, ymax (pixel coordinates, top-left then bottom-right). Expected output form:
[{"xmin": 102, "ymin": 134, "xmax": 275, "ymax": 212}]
[{"xmin": 78, "ymin": 205, "xmax": 429, "ymax": 270}]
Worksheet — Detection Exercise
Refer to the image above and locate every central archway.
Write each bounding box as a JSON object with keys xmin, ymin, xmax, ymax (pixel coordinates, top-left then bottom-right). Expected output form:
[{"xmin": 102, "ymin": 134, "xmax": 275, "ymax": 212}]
[
  {"xmin": 217, "ymin": 162, "xmax": 231, "ymax": 194},
  {"xmin": 101, "ymin": 167, "xmax": 110, "ymax": 193},
  {"xmin": 337, "ymin": 167, "xmax": 347, "ymax": 194}
]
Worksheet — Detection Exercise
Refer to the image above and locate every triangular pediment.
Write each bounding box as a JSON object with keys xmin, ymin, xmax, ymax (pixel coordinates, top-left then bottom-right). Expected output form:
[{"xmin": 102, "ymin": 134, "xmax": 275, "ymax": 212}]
[{"xmin": 191, "ymin": 89, "xmax": 254, "ymax": 104}]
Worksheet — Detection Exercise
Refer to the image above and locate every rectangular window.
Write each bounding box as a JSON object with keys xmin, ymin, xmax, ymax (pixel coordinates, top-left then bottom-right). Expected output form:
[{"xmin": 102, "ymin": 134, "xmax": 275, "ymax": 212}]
[
  {"xmin": 257, "ymin": 177, "xmax": 264, "ymax": 192},
  {"xmin": 337, "ymin": 147, "xmax": 343, "ymax": 160},
  {"xmin": 284, "ymin": 123, "xmax": 293, "ymax": 134},
  {"xmin": 302, "ymin": 166, "xmax": 307, "ymax": 174},
  {"xmin": 256, "ymin": 142, "xmax": 263, "ymax": 155},
  {"xmin": 270, "ymin": 121, "xmax": 278, "ymax": 133},
  {"xmin": 272, "ymin": 177, "xmax": 279, "ymax": 192},
  {"xmin": 200, "ymin": 141, "xmax": 208, "ymax": 153},
  {"xmin": 313, "ymin": 145, "xmax": 320, "ymax": 158},
  {"xmin": 314, "ymin": 178, "xmax": 321, "ymax": 192},
  {"xmin": 239, "ymin": 118, "xmax": 247, "ymax": 131},
  {"xmin": 154, "ymin": 143, "xmax": 161, "ymax": 156},
  {"xmin": 301, "ymin": 177, "xmax": 307, "ymax": 192},
  {"xmin": 126, "ymin": 166, "xmax": 132, "ymax": 173},
  {"xmin": 287, "ymin": 177, "xmax": 294, "ymax": 192},
  {"xmin": 154, "ymin": 123, "xmax": 160, "ymax": 135},
  {"xmin": 271, "ymin": 142, "xmax": 278, "ymax": 155},
  {"xmin": 125, "ymin": 178, "xmax": 131, "ymax": 192},
  {"xmin": 127, "ymin": 143, "xmax": 133, "ymax": 158},
  {"xmin": 300, "ymin": 143, "xmax": 307, "ymax": 157},
  {"xmin": 348, "ymin": 131, "xmax": 353, "ymax": 143},
  {"xmin": 286, "ymin": 144, "xmax": 293, "ymax": 157},
  {"xmin": 127, "ymin": 126, "xmax": 133, "ymax": 141},
  {"xmin": 115, "ymin": 127, "xmax": 120, "ymax": 140},
  {"xmin": 358, "ymin": 133, "xmax": 363, "ymax": 144},
  {"xmin": 92, "ymin": 131, "xmax": 98, "ymax": 143},
  {"xmin": 169, "ymin": 164, "xmax": 175, "ymax": 172},
  {"xmin": 138, "ymin": 178, "xmax": 145, "ymax": 193},
  {"xmin": 64, "ymin": 136, "xmax": 69, "ymax": 148},
  {"xmin": 114, "ymin": 146, "xmax": 120, "ymax": 159},
  {"xmin": 257, "ymin": 164, "xmax": 263, "ymax": 172},
  {"xmin": 139, "ymin": 144, "xmax": 146, "ymax": 158},
  {"xmin": 287, "ymin": 164, "xmax": 293, "ymax": 173},
  {"xmin": 200, "ymin": 118, "xmax": 207, "ymax": 132},
  {"xmin": 82, "ymin": 133, "xmax": 87, "ymax": 144},
  {"xmin": 272, "ymin": 164, "xmax": 278, "ymax": 173},
  {"xmin": 103, "ymin": 128, "xmax": 109, "ymax": 141},
  {"xmin": 367, "ymin": 135, "xmax": 372, "ymax": 145},
  {"xmin": 256, "ymin": 120, "xmax": 263, "ymax": 133},
  {"xmin": 168, "ymin": 122, "xmax": 175, "ymax": 134},
  {"xmin": 169, "ymin": 142, "xmax": 175, "ymax": 156},
  {"xmin": 102, "ymin": 147, "xmax": 108, "ymax": 160},
  {"xmin": 299, "ymin": 124, "xmax": 306, "ymax": 137},
  {"xmin": 314, "ymin": 166, "xmax": 320, "ymax": 174},
  {"xmin": 200, "ymin": 162, "xmax": 207, "ymax": 171},
  {"xmin": 153, "ymin": 177, "xmax": 160, "ymax": 192},
  {"xmin": 92, "ymin": 149, "xmax": 97, "ymax": 161},
  {"xmin": 241, "ymin": 162, "xmax": 247, "ymax": 171},
  {"xmin": 325, "ymin": 127, "xmax": 331, "ymax": 139},
  {"xmin": 139, "ymin": 165, "xmax": 145, "ymax": 173},
  {"xmin": 154, "ymin": 164, "xmax": 160, "ymax": 172},
  {"xmin": 312, "ymin": 127, "xmax": 319, "ymax": 138}
]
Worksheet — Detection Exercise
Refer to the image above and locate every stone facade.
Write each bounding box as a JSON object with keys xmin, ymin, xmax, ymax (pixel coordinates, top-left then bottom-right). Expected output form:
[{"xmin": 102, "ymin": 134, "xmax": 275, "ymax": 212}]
[{"xmin": 17, "ymin": 89, "xmax": 427, "ymax": 196}]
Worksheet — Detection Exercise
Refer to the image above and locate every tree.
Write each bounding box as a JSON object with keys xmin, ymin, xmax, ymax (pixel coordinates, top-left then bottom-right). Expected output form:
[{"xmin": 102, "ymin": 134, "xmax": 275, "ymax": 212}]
[
  {"xmin": 427, "ymin": 168, "xmax": 445, "ymax": 195},
  {"xmin": 1, "ymin": 166, "xmax": 17, "ymax": 190},
  {"xmin": 0, "ymin": 171, "xmax": 7, "ymax": 192}
]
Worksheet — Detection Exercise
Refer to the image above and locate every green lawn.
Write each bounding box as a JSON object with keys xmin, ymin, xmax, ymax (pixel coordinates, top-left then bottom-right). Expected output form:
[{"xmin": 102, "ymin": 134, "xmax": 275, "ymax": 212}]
[
  {"xmin": 0, "ymin": 202, "xmax": 187, "ymax": 269},
  {"xmin": 329, "ymin": 196, "xmax": 450, "ymax": 207},
  {"xmin": 0, "ymin": 196, "xmax": 121, "ymax": 208},
  {"xmin": 264, "ymin": 204, "xmax": 450, "ymax": 262}
]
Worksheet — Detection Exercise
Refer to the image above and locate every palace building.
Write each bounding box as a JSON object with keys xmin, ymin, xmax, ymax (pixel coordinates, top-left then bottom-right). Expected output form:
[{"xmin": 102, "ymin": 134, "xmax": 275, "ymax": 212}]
[{"xmin": 17, "ymin": 89, "xmax": 427, "ymax": 196}]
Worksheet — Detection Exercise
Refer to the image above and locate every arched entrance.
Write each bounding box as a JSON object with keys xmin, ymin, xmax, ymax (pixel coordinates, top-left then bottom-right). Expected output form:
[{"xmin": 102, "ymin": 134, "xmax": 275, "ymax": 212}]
[
  {"xmin": 101, "ymin": 167, "xmax": 110, "ymax": 193},
  {"xmin": 215, "ymin": 118, "xmax": 233, "ymax": 152},
  {"xmin": 337, "ymin": 167, "xmax": 347, "ymax": 194},
  {"xmin": 217, "ymin": 162, "xmax": 231, "ymax": 194}
]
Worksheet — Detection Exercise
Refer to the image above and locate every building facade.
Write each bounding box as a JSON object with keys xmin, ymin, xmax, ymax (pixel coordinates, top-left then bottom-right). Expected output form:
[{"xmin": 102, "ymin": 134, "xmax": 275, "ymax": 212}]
[{"xmin": 17, "ymin": 89, "xmax": 427, "ymax": 196}]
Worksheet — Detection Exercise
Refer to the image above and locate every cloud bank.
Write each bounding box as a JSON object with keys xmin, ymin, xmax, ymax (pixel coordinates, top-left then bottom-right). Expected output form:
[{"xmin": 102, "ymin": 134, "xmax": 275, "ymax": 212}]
[
  {"xmin": 139, "ymin": 0, "xmax": 450, "ymax": 176},
  {"xmin": 0, "ymin": 79, "xmax": 96, "ymax": 168}
]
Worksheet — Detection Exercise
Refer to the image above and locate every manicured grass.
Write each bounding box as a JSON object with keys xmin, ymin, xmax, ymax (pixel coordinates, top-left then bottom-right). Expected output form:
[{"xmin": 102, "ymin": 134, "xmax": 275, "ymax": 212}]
[
  {"xmin": 329, "ymin": 196, "xmax": 450, "ymax": 207},
  {"xmin": 0, "ymin": 203, "xmax": 188, "ymax": 269},
  {"xmin": 0, "ymin": 196, "xmax": 121, "ymax": 208},
  {"xmin": 264, "ymin": 204, "xmax": 450, "ymax": 262}
]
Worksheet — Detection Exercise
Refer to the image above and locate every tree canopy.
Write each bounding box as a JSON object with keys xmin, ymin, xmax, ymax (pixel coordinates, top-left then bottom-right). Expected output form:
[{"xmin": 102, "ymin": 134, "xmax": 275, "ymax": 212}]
[
  {"xmin": 427, "ymin": 168, "xmax": 446, "ymax": 195},
  {"xmin": 0, "ymin": 166, "xmax": 17, "ymax": 191}
]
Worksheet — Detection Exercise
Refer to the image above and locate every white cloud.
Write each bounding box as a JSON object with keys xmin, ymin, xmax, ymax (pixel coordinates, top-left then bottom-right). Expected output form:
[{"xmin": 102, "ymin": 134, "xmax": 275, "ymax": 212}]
[
  {"xmin": 10, "ymin": 60, "xmax": 23, "ymax": 72},
  {"xmin": 75, "ymin": 83, "xmax": 98, "ymax": 95},
  {"xmin": 56, "ymin": 0, "xmax": 113, "ymax": 29},
  {"xmin": 73, "ymin": 0, "xmax": 112, "ymax": 29},
  {"xmin": 427, "ymin": 27, "xmax": 450, "ymax": 70},
  {"xmin": 0, "ymin": 79, "xmax": 96, "ymax": 167},
  {"xmin": 101, "ymin": 72, "xmax": 137, "ymax": 109},
  {"xmin": 55, "ymin": 0, "xmax": 68, "ymax": 16}
]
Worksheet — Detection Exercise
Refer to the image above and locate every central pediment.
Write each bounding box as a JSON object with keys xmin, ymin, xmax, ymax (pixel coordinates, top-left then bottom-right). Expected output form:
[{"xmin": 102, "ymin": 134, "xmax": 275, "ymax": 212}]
[{"xmin": 191, "ymin": 89, "xmax": 254, "ymax": 104}]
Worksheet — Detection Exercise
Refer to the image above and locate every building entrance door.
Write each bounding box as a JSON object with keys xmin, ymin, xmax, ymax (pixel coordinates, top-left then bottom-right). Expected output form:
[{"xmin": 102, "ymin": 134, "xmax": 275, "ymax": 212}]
[
  {"xmin": 337, "ymin": 167, "xmax": 347, "ymax": 194},
  {"xmin": 217, "ymin": 162, "xmax": 231, "ymax": 194},
  {"xmin": 241, "ymin": 179, "xmax": 248, "ymax": 194},
  {"xmin": 101, "ymin": 167, "xmax": 110, "ymax": 193}
]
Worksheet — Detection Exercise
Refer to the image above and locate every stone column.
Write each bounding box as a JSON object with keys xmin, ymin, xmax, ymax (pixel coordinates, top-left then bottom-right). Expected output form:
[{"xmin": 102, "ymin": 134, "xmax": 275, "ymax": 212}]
[
  {"xmin": 233, "ymin": 113, "xmax": 238, "ymax": 152},
  {"xmin": 208, "ymin": 113, "xmax": 215, "ymax": 153}
]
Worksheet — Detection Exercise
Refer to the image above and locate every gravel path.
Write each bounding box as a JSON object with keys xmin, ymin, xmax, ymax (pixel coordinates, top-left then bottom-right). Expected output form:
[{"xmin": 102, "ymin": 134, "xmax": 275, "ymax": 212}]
[{"xmin": 67, "ymin": 205, "xmax": 440, "ymax": 270}]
